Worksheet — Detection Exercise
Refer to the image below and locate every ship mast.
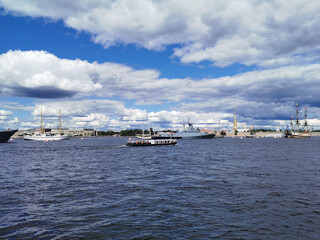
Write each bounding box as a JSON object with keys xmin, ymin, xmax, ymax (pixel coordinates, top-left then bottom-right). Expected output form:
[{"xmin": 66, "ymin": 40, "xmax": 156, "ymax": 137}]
[
  {"xmin": 41, "ymin": 108, "xmax": 44, "ymax": 134},
  {"xmin": 295, "ymin": 103, "xmax": 300, "ymax": 130},
  {"xmin": 304, "ymin": 107, "xmax": 308, "ymax": 131},
  {"xmin": 59, "ymin": 109, "xmax": 62, "ymax": 134}
]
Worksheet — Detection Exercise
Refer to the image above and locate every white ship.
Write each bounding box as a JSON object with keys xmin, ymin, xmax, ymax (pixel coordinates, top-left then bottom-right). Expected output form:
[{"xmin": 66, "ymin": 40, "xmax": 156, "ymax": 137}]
[
  {"xmin": 127, "ymin": 138, "xmax": 177, "ymax": 146},
  {"xmin": 24, "ymin": 132, "xmax": 70, "ymax": 141},
  {"xmin": 24, "ymin": 109, "xmax": 71, "ymax": 141}
]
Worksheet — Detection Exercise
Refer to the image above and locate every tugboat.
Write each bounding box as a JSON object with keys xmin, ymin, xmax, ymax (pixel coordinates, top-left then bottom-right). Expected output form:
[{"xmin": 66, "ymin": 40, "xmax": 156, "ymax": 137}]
[
  {"xmin": 126, "ymin": 138, "xmax": 177, "ymax": 146},
  {"xmin": 284, "ymin": 104, "xmax": 311, "ymax": 138},
  {"xmin": 0, "ymin": 129, "xmax": 18, "ymax": 143},
  {"xmin": 152, "ymin": 120, "xmax": 215, "ymax": 139}
]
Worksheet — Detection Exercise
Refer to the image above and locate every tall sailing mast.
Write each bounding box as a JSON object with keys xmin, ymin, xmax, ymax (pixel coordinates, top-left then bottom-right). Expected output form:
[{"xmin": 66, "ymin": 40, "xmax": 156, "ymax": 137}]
[
  {"xmin": 41, "ymin": 108, "xmax": 44, "ymax": 134},
  {"xmin": 59, "ymin": 109, "xmax": 62, "ymax": 134},
  {"xmin": 304, "ymin": 107, "xmax": 308, "ymax": 131},
  {"xmin": 295, "ymin": 103, "xmax": 300, "ymax": 130}
]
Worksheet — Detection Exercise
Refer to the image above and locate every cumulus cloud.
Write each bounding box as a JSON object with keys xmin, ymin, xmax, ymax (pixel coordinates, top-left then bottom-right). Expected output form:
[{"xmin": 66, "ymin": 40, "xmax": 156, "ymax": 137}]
[
  {"xmin": 0, "ymin": 109, "xmax": 12, "ymax": 116},
  {"xmin": 14, "ymin": 98, "xmax": 230, "ymax": 130},
  {"xmin": 1, "ymin": 0, "xmax": 320, "ymax": 67},
  {"xmin": 6, "ymin": 95, "xmax": 320, "ymax": 131},
  {"xmin": 0, "ymin": 109, "xmax": 17, "ymax": 127},
  {"xmin": 0, "ymin": 50, "xmax": 162, "ymax": 100},
  {"xmin": 22, "ymin": 99, "xmax": 155, "ymax": 129},
  {"xmin": 1, "ymin": 50, "xmax": 320, "ymax": 130},
  {"xmin": 0, "ymin": 50, "xmax": 102, "ymax": 98},
  {"xmin": 0, "ymin": 109, "xmax": 12, "ymax": 122}
]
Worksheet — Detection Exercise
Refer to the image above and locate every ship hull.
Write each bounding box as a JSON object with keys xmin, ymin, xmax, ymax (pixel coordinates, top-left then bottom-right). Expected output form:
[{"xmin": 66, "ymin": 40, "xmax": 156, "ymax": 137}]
[
  {"xmin": 152, "ymin": 133, "xmax": 215, "ymax": 139},
  {"xmin": 284, "ymin": 131, "xmax": 311, "ymax": 138},
  {"xmin": 0, "ymin": 130, "xmax": 18, "ymax": 143},
  {"xmin": 285, "ymin": 134, "xmax": 311, "ymax": 138},
  {"xmin": 24, "ymin": 135, "xmax": 71, "ymax": 141},
  {"xmin": 127, "ymin": 139, "xmax": 177, "ymax": 146}
]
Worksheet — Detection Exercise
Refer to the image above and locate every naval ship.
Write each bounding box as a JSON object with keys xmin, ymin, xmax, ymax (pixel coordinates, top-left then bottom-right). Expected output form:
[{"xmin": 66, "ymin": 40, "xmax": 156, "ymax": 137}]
[
  {"xmin": 0, "ymin": 129, "xmax": 18, "ymax": 143},
  {"xmin": 152, "ymin": 121, "xmax": 215, "ymax": 139}
]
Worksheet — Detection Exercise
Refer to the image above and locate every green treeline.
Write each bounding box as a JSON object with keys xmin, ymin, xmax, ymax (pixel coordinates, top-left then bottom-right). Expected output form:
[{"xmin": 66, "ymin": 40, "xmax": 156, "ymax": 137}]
[
  {"xmin": 98, "ymin": 129, "xmax": 153, "ymax": 136},
  {"xmin": 251, "ymin": 129, "xmax": 278, "ymax": 132},
  {"xmin": 120, "ymin": 128, "xmax": 154, "ymax": 136},
  {"xmin": 98, "ymin": 130, "xmax": 119, "ymax": 136},
  {"xmin": 120, "ymin": 129, "xmax": 143, "ymax": 136}
]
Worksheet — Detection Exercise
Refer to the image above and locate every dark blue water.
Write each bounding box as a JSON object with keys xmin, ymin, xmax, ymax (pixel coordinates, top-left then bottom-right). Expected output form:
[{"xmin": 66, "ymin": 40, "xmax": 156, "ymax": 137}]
[{"xmin": 1, "ymin": 137, "xmax": 319, "ymax": 239}]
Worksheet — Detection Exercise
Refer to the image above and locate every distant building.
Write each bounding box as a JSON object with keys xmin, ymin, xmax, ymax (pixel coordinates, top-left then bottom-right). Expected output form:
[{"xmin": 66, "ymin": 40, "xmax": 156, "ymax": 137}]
[
  {"xmin": 68, "ymin": 128, "xmax": 97, "ymax": 137},
  {"xmin": 51, "ymin": 127, "xmax": 70, "ymax": 135},
  {"xmin": 200, "ymin": 129, "xmax": 214, "ymax": 134},
  {"xmin": 83, "ymin": 129, "xmax": 97, "ymax": 137}
]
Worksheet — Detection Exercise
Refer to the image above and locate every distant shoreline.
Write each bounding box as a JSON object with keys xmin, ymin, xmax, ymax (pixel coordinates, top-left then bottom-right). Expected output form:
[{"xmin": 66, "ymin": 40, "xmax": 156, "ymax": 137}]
[{"xmin": 11, "ymin": 131, "xmax": 320, "ymax": 139}]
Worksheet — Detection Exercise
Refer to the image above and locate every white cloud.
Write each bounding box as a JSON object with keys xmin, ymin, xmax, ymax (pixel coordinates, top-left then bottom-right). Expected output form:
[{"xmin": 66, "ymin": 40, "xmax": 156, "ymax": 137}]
[
  {"xmin": 6, "ymin": 95, "xmax": 320, "ymax": 131},
  {"xmin": 0, "ymin": 50, "xmax": 162, "ymax": 100},
  {"xmin": 1, "ymin": 0, "xmax": 320, "ymax": 67},
  {"xmin": 0, "ymin": 111, "xmax": 18, "ymax": 128},
  {"xmin": 72, "ymin": 113, "xmax": 110, "ymax": 127},
  {"xmin": 1, "ymin": 50, "xmax": 320, "ymax": 128},
  {"xmin": 0, "ymin": 109, "xmax": 13, "ymax": 116},
  {"xmin": 8, "ymin": 117, "xmax": 18, "ymax": 124},
  {"xmin": 1, "ymin": 49, "xmax": 320, "ymax": 130},
  {"xmin": 0, "ymin": 50, "xmax": 102, "ymax": 98},
  {"xmin": 12, "ymin": 98, "xmax": 231, "ymax": 130}
]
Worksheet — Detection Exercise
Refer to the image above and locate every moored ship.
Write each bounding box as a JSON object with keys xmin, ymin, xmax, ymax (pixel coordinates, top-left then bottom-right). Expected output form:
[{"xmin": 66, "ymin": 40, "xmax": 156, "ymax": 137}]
[
  {"xmin": 284, "ymin": 104, "xmax": 311, "ymax": 138},
  {"xmin": 0, "ymin": 129, "xmax": 18, "ymax": 143},
  {"xmin": 152, "ymin": 121, "xmax": 215, "ymax": 139},
  {"xmin": 24, "ymin": 109, "xmax": 71, "ymax": 141},
  {"xmin": 24, "ymin": 132, "xmax": 70, "ymax": 141}
]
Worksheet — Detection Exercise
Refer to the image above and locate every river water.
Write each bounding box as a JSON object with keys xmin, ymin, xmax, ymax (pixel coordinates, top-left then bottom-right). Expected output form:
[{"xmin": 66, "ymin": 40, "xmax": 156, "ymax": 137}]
[{"xmin": 0, "ymin": 137, "xmax": 319, "ymax": 239}]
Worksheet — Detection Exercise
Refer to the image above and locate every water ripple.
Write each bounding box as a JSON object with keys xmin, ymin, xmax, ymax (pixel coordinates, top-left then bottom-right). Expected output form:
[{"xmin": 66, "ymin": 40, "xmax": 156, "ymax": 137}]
[{"xmin": 1, "ymin": 137, "xmax": 320, "ymax": 239}]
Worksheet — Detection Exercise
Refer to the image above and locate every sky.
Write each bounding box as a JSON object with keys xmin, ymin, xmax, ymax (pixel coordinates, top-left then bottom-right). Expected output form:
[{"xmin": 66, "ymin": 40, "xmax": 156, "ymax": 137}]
[{"xmin": 1, "ymin": 0, "xmax": 320, "ymax": 131}]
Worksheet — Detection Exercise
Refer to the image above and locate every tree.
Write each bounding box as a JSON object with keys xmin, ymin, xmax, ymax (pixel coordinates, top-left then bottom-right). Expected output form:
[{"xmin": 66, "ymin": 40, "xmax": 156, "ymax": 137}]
[
  {"xmin": 120, "ymin": 129, "xmax": 142, "ymax": 136},
  {"xmin": 98, "ymin": 130, "xmax": 119, "ymax": 136}
]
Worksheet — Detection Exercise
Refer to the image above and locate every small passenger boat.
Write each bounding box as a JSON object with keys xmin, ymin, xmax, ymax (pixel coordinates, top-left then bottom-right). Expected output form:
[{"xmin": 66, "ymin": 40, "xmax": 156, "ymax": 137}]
[{"xmin": 126, "ymin": 138, "xmax": 177, "ymax": 146}]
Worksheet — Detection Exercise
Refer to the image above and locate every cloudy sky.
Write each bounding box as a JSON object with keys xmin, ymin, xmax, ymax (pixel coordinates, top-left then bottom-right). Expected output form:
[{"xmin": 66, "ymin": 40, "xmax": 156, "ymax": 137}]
[{"xmin": 1, "ymin": 0, "xmax": 320, "ymax": 131}]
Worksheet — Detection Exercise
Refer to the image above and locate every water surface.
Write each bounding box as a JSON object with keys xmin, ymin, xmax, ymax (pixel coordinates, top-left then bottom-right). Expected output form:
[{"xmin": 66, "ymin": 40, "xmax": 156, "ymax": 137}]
[{"xmin": 1, "ymin": 137, "xmax": 319, "ymax": 239}]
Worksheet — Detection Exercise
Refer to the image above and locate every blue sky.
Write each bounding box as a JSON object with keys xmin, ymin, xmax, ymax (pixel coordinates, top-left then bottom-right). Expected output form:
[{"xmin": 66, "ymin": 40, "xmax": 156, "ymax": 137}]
[{"xmin": 1, "ymin": 0, "xmax": 320, "ymax": 131}]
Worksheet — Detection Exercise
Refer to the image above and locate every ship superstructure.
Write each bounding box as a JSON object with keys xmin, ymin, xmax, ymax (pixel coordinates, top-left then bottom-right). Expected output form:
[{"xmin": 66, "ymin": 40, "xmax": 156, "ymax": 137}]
[{"xmin": 152, "ymin": 120, "xmax": 215, "ymax": 139}]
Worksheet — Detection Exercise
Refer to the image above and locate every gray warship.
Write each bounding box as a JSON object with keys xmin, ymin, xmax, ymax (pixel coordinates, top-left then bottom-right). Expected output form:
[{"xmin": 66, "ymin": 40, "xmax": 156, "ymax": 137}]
[{"xmin": 152, "ymin": 121, "xmax": 215, "ymax": 139}]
